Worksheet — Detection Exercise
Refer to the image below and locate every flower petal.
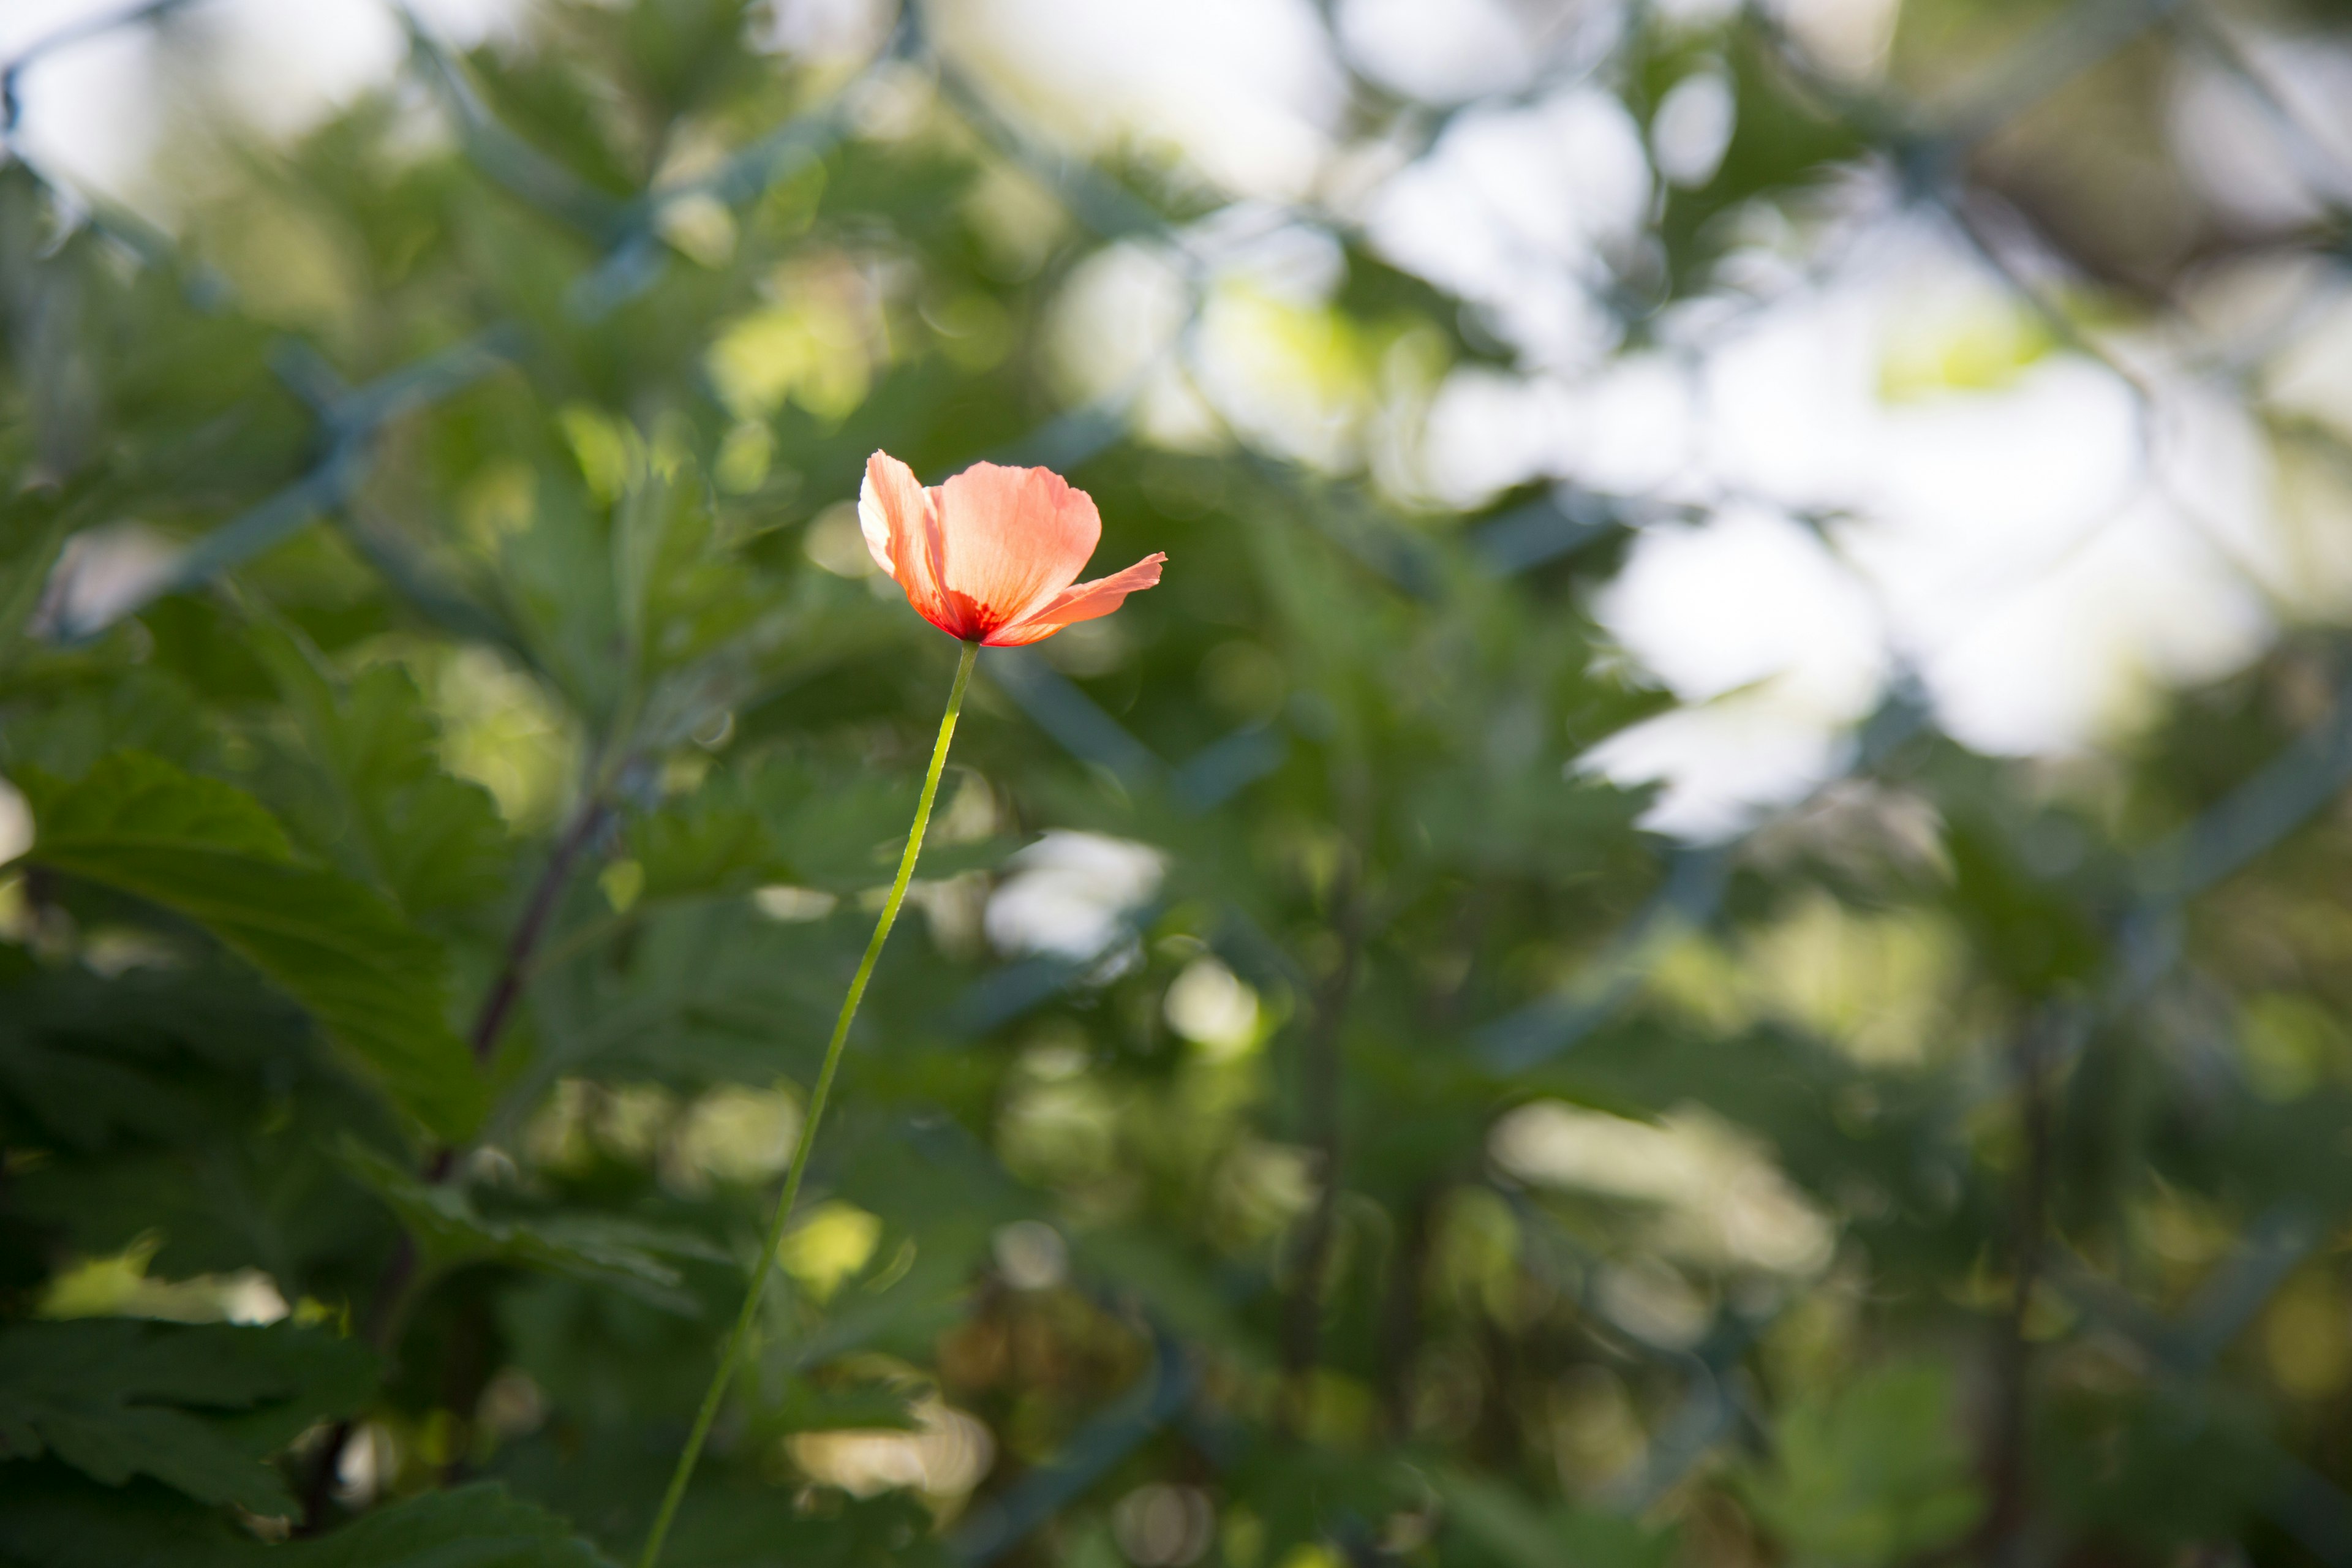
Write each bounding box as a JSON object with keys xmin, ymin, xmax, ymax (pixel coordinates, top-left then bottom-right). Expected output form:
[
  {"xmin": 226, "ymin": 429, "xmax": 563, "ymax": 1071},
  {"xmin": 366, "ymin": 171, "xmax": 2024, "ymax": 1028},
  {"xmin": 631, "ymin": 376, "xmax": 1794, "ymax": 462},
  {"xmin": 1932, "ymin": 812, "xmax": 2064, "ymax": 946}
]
[
  {"xmin": 933, "ymin": 462, "xmax": 1101, "ymax": 636},
  {"xmin": 860, "ymin": 451, "xmax": 959, "ymax": 635},
  {"xmin": 986, "ymin": 553, "xmax": 1167, "ymax": 647}
]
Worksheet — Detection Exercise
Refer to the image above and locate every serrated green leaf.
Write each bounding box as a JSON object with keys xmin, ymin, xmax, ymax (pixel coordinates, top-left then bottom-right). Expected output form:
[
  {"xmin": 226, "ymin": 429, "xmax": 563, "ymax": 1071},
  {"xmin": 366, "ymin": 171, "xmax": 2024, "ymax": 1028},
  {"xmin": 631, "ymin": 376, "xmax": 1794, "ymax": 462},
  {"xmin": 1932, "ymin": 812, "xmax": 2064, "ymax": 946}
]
[
  {"xmin": 0, "ymin": 1025, "xmax": 181, "ymax": 1150},
  {"xmin": 746, "ymin": 760, "xmax": 921, "ymax": 894},
  {"xmin": 0, "ymin": 940, "xmax": 322, "ymax": 1153},
  {"xmin": 27, "ymin": 749, "xmax": 294, "ymax": 862},
  {"xmin": 626, "ymin": 789, "xmax": 788, "ymax": 905},
  {"xmin": 0, "ymin": 956, "xmax": 404, "ymax": 1286},
  {"xmin": 12, "ymin": 752, "xmax": 488, "ymax": 1140},
  {"xmin": 338, "ymin": 1140, "xmax": 725, "ymax": 1315},
  {"xmin": 750, "ymin": 767, "xmax": 999, "ymax": 891},
  {"xmin": 0, "ymin": 664, "xmax": 217, "ymax": 780},
  {"xmin": 336, "ymin": 669, "xmax": 513, "ymax": 914},
  {"xmin": 248, "ymin": 621, "xmax": 512, "ymax": 915},
  {"xmin": 293, "ymin": 1482, "xmax": 620, "ymax": 1567},
  {"xmin": 616, "ymin": 457, "xmax": 768, "ymax": 685},
  {"xmin": 0, "ymin": 1319, "xmax": 374, "ymax": 1515},
  {"xmin": 0, "ymin": 1474, "xmax": 622, "ymax": 1568},
  {"xmin": 0, "ymin": 1464, "xmax": 265, "ymax": 1568}
]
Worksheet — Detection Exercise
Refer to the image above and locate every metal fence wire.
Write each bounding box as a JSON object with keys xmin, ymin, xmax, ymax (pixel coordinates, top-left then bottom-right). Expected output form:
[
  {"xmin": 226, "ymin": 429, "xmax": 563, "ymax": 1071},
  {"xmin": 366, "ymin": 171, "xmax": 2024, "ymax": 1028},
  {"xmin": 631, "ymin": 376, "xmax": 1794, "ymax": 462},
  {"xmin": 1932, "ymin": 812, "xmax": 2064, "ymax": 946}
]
[{"xmin": 9, "ymin": 0, "xmax": 2352, "ymax": 1560}]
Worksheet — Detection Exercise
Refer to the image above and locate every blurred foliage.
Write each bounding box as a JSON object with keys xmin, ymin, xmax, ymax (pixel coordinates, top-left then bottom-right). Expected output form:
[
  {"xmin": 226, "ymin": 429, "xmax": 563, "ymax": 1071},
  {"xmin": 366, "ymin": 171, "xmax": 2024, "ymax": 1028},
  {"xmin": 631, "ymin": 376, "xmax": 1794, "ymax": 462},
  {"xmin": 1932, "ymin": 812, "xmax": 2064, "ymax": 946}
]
[{"xmin": 3, "ymin": 0, "xmax": 2352, "ymax": 1564}]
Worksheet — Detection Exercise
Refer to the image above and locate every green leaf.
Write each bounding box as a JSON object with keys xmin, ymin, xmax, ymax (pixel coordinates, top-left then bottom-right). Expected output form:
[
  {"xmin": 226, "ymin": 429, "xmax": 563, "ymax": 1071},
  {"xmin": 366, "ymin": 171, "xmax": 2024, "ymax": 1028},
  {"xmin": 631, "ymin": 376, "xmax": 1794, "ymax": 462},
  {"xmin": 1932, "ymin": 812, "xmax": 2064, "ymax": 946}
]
[
  {"xmin": 499, "ymin": 434, "xmax": 781, "ymax": 734},
  {"xmin": 0, "ymin": 483, "xmax": 83, "ymax": 669},
  {"xmin": 633, "ymin": 758, "xmax": 1005, "ymax": 903},
  {"xmin": 1736, "ymin": 1359, "xmax": 1985, "ymax": 1568},
  {"xmin": 1943, "ymin": 812, "xmax": 2106, "ymax": 996},
  {"xmin": 0, "ymin": 1017, "xmax": 187, "ymax": 1152},
  {"xmin": 626, "ymin": 788, "xmax": 787, "ymax": 906},
  {"xmin": 657, "ymin": 1487, "xmax": 948, "ymax": 1568},
  {"xmin": 292, "ymin": 1482, "xmax": 620, "ymax": 1567},
  {"xmin": 338, "ymin": 1140, "xmax": 725, "ymax": 1315},
  {"xmin": 28, "ymin": 749, "xmax": 294, "ymax": 862},
  {"xmin": 248, "ymin": 622, "xmax": 512, "ymax": 916},
  {"xmin": 0, "ymin": 664, "xmax": 217, "ymax": 781},
  {"xmin": 745, "ymin": 760, "xmax": 923, "ymax": 894},
  {"xmin": 0, "ymin": 1474, "xmax": 621, "ymax": 1568},
  {"xmin": 0, "ymin": 1464, "xmax": 266, "ymax": 1568},
  {"xmin": 745, "ymin": 1376, "xmax": 923, "ymax": 1438},
  {"xmin": 0, "ymin": 956, "xmax": 406, "ymax": 1286},
  {"xmin": 337, "ymin": 674, "xmax": 513, "ymax": 914},
  {"xmin": 616, "ymin": 453, "xmax": 768, "ymax": 686},
  {"xmin": 0, "ymin": 1319, "xmax": 374, "ymax": 1515},
  {"xmin": 1433, "ymin": 1470, "xmax": 1678, "ymax": 1568},
  {"xmin": 12, "ymin": 752, "xmax": 488, "ymax": 1140}
]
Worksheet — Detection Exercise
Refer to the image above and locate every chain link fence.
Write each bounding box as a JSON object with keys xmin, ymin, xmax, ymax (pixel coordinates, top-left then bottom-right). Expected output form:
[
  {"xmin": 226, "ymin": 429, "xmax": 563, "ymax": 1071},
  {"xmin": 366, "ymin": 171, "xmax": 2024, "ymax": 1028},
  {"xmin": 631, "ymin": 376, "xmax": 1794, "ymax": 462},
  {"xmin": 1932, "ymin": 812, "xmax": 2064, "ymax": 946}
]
[{"xmin": 9, "ymin": 0, "xmax": 2352, "ymax": 1559}]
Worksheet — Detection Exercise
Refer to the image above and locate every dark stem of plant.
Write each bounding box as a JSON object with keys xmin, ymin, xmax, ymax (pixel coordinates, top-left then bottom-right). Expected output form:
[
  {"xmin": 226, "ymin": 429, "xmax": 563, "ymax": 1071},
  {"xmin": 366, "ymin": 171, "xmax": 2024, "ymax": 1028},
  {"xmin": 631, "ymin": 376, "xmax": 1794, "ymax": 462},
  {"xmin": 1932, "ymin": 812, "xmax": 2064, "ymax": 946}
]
[
  {"xmin": 294, "ymin": 1419, "xmax": 353, "ymax": 1536},
  {"xmin": 468, "ymin": 793, "xmax": 612, "ymax": 1063},
  {"xmin": 1983, "ymin": 1010, "xmax": 2057, "ymax": 1564},
  {"xmin": 296, "ymin": 1207, "xmax": 425, "ymax": 1531},
  {"xmin": 301, "ymin": 789, "xmax": 611, "ymax": 1530}
]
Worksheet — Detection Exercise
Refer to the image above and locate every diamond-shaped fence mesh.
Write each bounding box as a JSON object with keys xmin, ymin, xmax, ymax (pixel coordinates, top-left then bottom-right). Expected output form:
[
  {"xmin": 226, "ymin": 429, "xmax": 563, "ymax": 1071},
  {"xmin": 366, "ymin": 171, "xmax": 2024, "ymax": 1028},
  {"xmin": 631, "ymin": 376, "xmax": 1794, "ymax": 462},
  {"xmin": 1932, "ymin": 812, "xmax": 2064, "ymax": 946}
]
[{"xmin": 7, "ymin": 0, "xmax": 2352, "ymax": 1562}]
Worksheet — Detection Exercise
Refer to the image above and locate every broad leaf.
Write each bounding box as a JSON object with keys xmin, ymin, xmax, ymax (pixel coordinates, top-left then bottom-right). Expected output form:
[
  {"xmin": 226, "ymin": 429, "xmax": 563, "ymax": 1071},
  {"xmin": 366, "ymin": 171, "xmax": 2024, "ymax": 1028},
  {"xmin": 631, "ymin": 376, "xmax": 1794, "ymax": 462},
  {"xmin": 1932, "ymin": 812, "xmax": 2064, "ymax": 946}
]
[
  {"xmin": 11, "ymin": 752, "xmax": 489, "ymax": 1140},
  {"xmin": 249, "ymin": 623, "xmax": 513, "ymax": 916},
  {"xmin": 0, "ymin": 957, "xmax": 405, "ymax": 1286},
  {"xmin": 616, "ymin": 456, "xmax": 769, "ymax": 687},
  {"xmin": 0, "ymin": 957, "xmax": 322, "ymax": 1153},
  {"xmin": 0, "ymin": 1319, "xmax": 374, "ymax": 1515},
  {"xmin": 0, "ymin": 1472, "xmax": 617, "ymax": 1568},
  {"xmin": 293, "ymin": 1482, "xmax": 621, "ymax": 1567},
  {"xmin": 339, "ymin": 1141, "xmax": 725, "ymax": 1315},
  {"xmin": 0, "ymin": 1465, "xmax": 266, "ymax": 1568},
  {"xmin": 745, "ymin": 760, "xmax": 1001, "ymax": 892},
  {"xmin": 626, "ymin": 788, "xmax": 787, "ymax": 906}
]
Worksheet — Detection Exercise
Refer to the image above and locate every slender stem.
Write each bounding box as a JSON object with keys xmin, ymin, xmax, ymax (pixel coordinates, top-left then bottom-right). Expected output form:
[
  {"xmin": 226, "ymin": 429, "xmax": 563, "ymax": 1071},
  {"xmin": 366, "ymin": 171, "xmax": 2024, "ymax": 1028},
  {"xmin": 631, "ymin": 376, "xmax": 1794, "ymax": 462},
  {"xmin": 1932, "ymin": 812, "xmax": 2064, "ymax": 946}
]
[
  {"xmin": 301, "ymin": 785, "xmax": 615, "ymax": 1531},
  {"xmin": 470, "ymin": 793, "xmax": 613, "ymax": 1063},
  {"xmin": 636, "ymin": 639, "xmax": 979, "ymax": 1568},
  {"xmin": 295, "ymin": 1223, "xmax": 433, "ymax": 1533}
]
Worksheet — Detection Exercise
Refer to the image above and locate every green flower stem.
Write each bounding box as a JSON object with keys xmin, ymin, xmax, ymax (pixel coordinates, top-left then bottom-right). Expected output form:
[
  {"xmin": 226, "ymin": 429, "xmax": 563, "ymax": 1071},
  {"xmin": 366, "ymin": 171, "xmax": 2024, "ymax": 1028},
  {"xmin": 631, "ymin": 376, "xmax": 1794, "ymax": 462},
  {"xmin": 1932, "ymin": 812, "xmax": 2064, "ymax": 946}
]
[{"xmin": 636, "ymin": 638, "xmax": 980, "ymax": 1568}]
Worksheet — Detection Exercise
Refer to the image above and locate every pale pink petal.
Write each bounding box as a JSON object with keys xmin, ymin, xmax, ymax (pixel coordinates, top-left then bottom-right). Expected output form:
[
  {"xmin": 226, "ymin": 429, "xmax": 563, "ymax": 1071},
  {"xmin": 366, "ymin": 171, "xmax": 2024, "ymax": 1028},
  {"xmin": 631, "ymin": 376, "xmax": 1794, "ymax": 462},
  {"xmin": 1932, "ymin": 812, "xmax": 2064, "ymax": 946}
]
[
  {"xmin": 860, "ymin": 452, "xmax": 960, "ymax": 635},
  {"xmin": 932, "ymin": 462, "xmax": 1101, "ymax": 636},
  {"xmin": 856, "ymin": 454, "xmax": 908, "ymax": 575},
  {"xmin": 987, "ymin": 553, "xmax": 1167, "ymax": 647}
]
